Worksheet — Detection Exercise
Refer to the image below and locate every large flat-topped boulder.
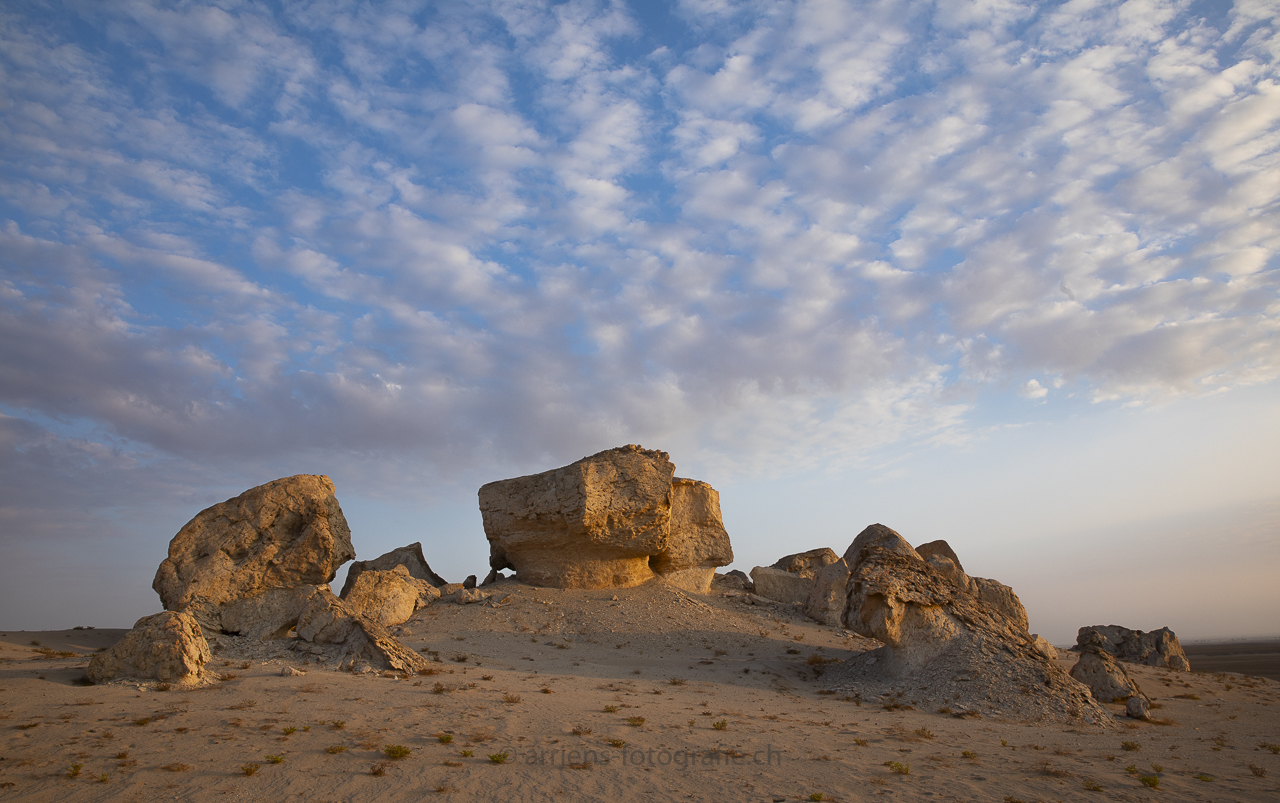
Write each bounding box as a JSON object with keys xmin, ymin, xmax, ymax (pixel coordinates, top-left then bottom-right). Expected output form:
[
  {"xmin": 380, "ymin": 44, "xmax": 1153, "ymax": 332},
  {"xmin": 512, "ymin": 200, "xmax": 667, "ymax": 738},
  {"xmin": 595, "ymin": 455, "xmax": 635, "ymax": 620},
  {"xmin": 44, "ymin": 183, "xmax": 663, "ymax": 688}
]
[
  {"xmin": 341, "ymin": 565, "xmax": 439, "ymax": 627},
  {"xmin": 153, "ymin": 475, "xmax": 355, "ymax": 611},
  {"xmin": 650, "ymin": 478, "xmax": 733, "ymax": 593},
  {"xmin": 479, "ymin": 445, "xmax": 677, "ymax": 588}
]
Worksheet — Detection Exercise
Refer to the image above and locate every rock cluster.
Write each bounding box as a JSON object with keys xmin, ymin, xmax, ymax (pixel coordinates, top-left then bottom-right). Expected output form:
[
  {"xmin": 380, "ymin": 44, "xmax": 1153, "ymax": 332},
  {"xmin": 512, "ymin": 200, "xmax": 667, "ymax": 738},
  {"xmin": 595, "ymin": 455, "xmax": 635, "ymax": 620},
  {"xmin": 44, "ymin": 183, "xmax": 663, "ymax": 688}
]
[
  {"xmin": 479, "ymin": 445, "xmax": 732, "ymax": 591},
  {"xmin": 1075, "ymin": 624, "xmax": 1190, "ymax": 670},
  {"xmin": 829, "ymin": 524, "xmax": 1109, "ymax": 724},
  {"xmin": 97, "ymin": 476, "xmax": 447, "ymax": 682}
]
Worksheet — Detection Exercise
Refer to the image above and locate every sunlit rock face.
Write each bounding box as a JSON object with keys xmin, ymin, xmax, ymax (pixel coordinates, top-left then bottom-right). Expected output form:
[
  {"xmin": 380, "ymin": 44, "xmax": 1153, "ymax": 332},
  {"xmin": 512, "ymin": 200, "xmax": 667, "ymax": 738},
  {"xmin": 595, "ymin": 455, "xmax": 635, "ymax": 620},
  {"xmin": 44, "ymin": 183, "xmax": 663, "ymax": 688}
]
[{"xmin": 480, "ymin": 445, "xmax": 732, "ymax": 590}]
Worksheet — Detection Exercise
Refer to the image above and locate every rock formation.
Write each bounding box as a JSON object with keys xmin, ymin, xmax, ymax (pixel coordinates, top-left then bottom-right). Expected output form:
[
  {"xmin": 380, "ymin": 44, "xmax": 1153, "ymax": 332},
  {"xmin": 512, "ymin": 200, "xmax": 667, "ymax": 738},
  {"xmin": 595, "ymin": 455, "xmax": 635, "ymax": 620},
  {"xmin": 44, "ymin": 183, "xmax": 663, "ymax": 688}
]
[
  {"xmin": 153, "ymin": 475, "xmax": 355, "ymax": 615},
  {"xmin": 649, "ymin": 478, "xmax": 734, "ymax": 593},
  {"xmin": 832, "ymin": 524, "xmax": 1109, "ymax": 724},
  {"xmin": 1070, "ymin": 649, "xmax": 1145, "ymax": 704},
  {"xmin": 1075, "ymin": 625, "xmax": 1190, "ymax": 670},
  {"xmin": 341, "ymin": 565, "xmax": 438, "ymax": 627},
  {"xmin": 804, "ymin": 559, "xmax": 851, "ymax": 626},
  {"xmin": 478, "ymin": 445, "xmax": 731, "ymax": 589},
  {"xmin": 339, "ymin": 542, "xmax": 446, "ymax": 597},
  {"xmin": 220, "ymin": 585, "xmax": 329, "ymax": 641},
  {"xmin": 751, "ymin": 548, "xmax": 840, "ymax": 606},
  {"xmin": 87, "ymin": 611, "xmax": 211, "ymax": 685},
  {"xmin": 336, "ymin": 617, "xmax": 430, "ymax": 673},
  {"xmin": 749, "ymin": 566, "xmax": 814, "ymax": 605},
  {"xmin": 772, "ymin": 548, "xmax": 839, "ymax": 575}
]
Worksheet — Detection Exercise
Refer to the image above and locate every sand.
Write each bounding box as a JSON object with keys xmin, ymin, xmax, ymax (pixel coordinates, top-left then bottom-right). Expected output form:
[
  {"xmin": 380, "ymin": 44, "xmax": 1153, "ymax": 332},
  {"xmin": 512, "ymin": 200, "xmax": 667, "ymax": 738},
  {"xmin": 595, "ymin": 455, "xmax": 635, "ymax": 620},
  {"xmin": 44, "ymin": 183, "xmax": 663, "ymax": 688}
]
[{"xmin": 2, "ymin": 580, "xmax": 1278, "ymax": 802}]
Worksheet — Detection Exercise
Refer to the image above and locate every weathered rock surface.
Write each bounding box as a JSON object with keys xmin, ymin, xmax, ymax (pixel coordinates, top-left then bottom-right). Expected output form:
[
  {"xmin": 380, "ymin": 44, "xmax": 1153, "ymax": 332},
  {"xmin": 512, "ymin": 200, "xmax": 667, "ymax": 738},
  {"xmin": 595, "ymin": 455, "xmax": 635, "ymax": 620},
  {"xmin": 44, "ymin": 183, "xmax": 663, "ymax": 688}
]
[
  {"xmin": 153, "ymin": 475, "xmax": 355, "ymax": 612},
  {"xmin": 651, "ymin": 478, "xmax": 733, "ymax": 593},
  {"xmin": 337, "ymin": 617, "xmax": 430, "ymax": 673},
  {"xmin": 220, "ymin": 585, "xmax": 327, "ymax": 641},
  {"xmin": 480, "ymin": 445, "xmax": 732, "ymax": 589},
  {"xmin": 1075, "ymin": 625, "xmax": 1190, "ymax": 670},
  {"xmin": 1070, "ymin": 649, "xmax": 1144, "ymax": 703},
  {"xmin": 804, "ymin": 558, "xmax": 851, "ymax": 626},
  {"xmin": 749, "ymin": 566, "xmax": 814, "ymax": 605},
  {"xmin": 1126, "ymin": 695, "xmax": 1152, "ymax": 721},
  {"xmin": 772, "ymin": 548, "xmax": 839, "ymax": 577},
  {"xmin": 340, "ymin": 565, "xmax": 436, "ymax": 628},
  {"xmin": 1032, "ymin": 634, "xmax": 1058, "ymax": 662},
  {"xmin": 834, "ymin": 523, "xmax": 1108, "ymax": 724},
  {"xmin": 87, "ymin": 611, "xmax": 211, "ymax": 685},
  {"xmin": 339, "ymin": 542, "xmax": 445, "ymax": 597},
  {"xmin": 296, "ymin": 589, "xmax": 356, "ymax": 644},
  {"xmin": 712, "ymin": 572, "xmax": 751, "ymax": 591}
]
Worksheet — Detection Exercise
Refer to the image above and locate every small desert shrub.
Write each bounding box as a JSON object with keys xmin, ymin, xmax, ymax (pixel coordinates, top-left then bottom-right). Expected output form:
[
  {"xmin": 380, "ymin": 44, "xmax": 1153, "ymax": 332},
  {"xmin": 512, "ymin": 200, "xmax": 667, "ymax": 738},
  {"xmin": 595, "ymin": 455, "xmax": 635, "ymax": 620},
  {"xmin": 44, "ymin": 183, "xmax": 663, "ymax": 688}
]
[
  {"xmin": 1082, "ymin": 779, "xmax": 1103, "ymax": 791},
  {"xmin": 915, "ymin": 727, "xmax": 935, "ymax": 739},
  {"xmin": 884, "ymin": 760, "xmax": 910, "ymax": 775},
  {"xmin": 114, "ymin": 752, "xmax": 128, "ymax": 760},
  {"xmin": 809, "ymin": 794, "xmax": 824, "ymax": 801},
  {"xmin": 786, "ymin": 648, "xmax": 801, "ymax": 655},
  {"xmin": 325, "ymin": 745, "xmax": 346, "ymax": 754},
  {"xmin": 265, "ymin": 755, "xmax": 284, "ymax": 764},
  {"xmin": 95, "ymin": 773, "xmax": 109, "ymax": 783},
  {"xmin": 626, "ymin": 716, "xmax": 646, "ymax": 727},
  {"xmin": 330, "ymin": 720, "xmax": 346, "ymax": 730},
  {"xmin": 241, "ymin": 763, "xmax": 259, "ymax": 776},
  {"xmin": 1138, "ymin": 774, "xmax": 1159, "ymax": 789},
  {"xmin": 443, "ymin": 760, "xmax": 462, "ymax": 767},
  {"xmin": 66, "ymin": 763, "xmax": 82, "ymax": 778},
  {"xmin": 1250, "ymin": 764, "xmax": 1267, "ymax": 778},
  {"xmin": 460, "ymin": 750, "xmax": 474, "ymax": 757},
  {"xmin": 438, "ymin": 733, "xmax": 453, "ymax": 744},
  {"xmin": 1125, "ymin": 764, "xmax": 1138, "ymax": 774},
  {"xmin": 1195, "ymin": 773, "xmax": 1214, "ymax": 782},
  {"xmin": 369, "ymin": 761, "xmax": 390, "ymax": 776},
  {"xmin": 451, "ymin": 653, "xmax": 468, "ymax": 663},
  {"xmin": 162, "ymin": 763, "xmax": 191, "ymax": 772},
  {"xmin": 488, "ymin": 752, "xmax": 509, "ymax": 764},
  {"xmin": 668, "ymin": 677, "xmax": 687, "ymax": 686},
  {"xmin": 608, "ymin": 739, "xmax": 625, "ymax": 748},
  {"xmin": 1261, "ymin": 742, "xmax": 1280, "ymax": 754},
  {"xmin": 541, "ymin": 687, "xmax": 554, "ymax": 694},
  {"xmin": 854, "ymin": 738, "xmax": 868, "ymax": 747},
  {"xmin": 572, "ymin": 725, "xmax": 592, "ymax": 736},
  {"xmin": 603, "ymin": 705, "xmax": 618, "ymax": 713},
  {"xmin": 282, "ymin": 726, "xmax": 296, "ymax": 735},
  {"xmin": 961, "ymin": 750, "xmax": 976, "ymax": 759},
  {"xmin": 1173, "ymin": 693, "xmax": 1200, "ymax": 700},
  {"xmin": 133, "ymin": 718, "xmax": 151, "ymax": 726},
  {"xmin": 1121, "ymin": 741, "xmax": 1140, "ymax": 751},
  {"xmin": 383, "ymin": 745, "xmax": 411, "ymax": 759},
  {"xmin": 712, "ymin": 720, "xmax": 728, "ymax": 730},
  {"xmin": 481, "ymin": 674, "xmax": 493, "ymax": 681},
  {"xmin": 432, "ymin": 682, "xmax": 448, "ymax": 694},
  {"xmin": 503, "ymin": 694, "xmax": 521, "ymax": 704},
  {"xmin": 154, "ymin": 683, "xmax": 171, "ymax": 692}
]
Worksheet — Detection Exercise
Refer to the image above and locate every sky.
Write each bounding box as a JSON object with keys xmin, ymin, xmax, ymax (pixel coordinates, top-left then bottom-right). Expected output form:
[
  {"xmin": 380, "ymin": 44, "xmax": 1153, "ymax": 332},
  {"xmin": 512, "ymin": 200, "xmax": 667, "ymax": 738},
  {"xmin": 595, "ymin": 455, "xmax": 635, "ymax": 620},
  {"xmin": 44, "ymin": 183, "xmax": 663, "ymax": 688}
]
[{"xmin": 1, "ymin": 0, "xmax": 1278, "ymax": 644}]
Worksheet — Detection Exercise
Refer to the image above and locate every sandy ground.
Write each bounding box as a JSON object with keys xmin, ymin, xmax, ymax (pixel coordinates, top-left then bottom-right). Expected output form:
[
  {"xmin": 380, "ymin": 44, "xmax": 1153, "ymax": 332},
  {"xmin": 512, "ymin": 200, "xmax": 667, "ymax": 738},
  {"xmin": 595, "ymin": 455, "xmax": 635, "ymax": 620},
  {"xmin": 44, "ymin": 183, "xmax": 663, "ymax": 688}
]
[{"xmin": 2, "ymin": 580, "xmax": 1278, "ymax": 802}]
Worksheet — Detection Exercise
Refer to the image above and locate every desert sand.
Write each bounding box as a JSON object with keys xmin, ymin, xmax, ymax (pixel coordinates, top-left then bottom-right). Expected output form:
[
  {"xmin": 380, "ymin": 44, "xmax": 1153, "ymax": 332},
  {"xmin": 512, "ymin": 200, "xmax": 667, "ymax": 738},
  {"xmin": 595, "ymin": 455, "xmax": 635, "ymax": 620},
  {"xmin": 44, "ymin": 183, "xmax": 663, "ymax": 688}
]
[{"xmin": 3, "ymin": 579, "xmax": 1278, "ymax": 803}]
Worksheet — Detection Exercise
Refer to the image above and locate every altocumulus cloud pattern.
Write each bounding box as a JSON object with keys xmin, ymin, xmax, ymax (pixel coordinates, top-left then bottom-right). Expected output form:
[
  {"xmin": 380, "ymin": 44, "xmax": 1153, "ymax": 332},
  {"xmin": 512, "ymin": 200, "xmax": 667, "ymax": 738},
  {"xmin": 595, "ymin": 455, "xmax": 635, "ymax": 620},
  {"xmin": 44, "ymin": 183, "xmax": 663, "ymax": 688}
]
[{"xmin": 1, "ymin": 0, "xmax": 1278, "ymax": 496}]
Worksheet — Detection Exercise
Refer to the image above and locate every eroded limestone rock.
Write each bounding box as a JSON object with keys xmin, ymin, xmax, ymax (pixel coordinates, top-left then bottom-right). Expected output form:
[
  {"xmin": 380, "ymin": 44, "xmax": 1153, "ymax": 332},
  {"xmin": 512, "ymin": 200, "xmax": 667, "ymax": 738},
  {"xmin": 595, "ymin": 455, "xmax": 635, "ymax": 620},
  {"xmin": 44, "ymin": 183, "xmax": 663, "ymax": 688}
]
[
  {"xmin": 481, "ymin": 445, "xmax": 733, "ymax": 589},
  {"xmin": 772, "ymin": 548, "xmax": 839, "ymax": 577},
  {"xmin": 651, "ymin": 478, "xmax": 733, "ymax": 593},
  {"xmin": 87, "ymin": 611, "xmax": 210, "ymax": 685},
  {"xmin": 337, "ymin": 617, "xmax": 430, "ymax": 673},
  {"xmin": 220, "ymin": 585, "xmax": 327, "ymax": 641},
  {"xmin": 1070, "ymin": 650, "xmax": 1144, "ymax": 703},
  {"xmin": 804, "ymin": 558, "xmax": 851, "ymax": 626},
  {"xmin": 153, "ymin": 475, "xmax": 355, "ymax": 612},
  {"xmin": 1075, "ymin": 625, "xmax": 1190, "ymax": 670},
  {"xmin": 749, "ymin": 566, "xmax": 813, "ymax": 605},
  {"xmin": 340, "ymin": 565, "xmax": 436, "ymax": 628},
  {"xmin": 339, "ymin": 542, "xmax": 446, "ymax": 597}
]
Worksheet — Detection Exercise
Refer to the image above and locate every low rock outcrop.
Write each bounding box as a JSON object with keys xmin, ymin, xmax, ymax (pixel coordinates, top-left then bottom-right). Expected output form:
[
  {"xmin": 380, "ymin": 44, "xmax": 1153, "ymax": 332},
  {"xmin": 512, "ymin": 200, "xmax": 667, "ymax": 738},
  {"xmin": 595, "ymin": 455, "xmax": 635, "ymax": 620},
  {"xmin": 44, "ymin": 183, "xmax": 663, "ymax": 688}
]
[
  {"xmin": 650, "ymin": 479, "xmax": 734, "ymax": 593},
  {"xmin": 87, "ymin": 611, "xmax": 211, "ymax": 685},
  {"xmin": 804, "ymin": 558, "xmax": 851, "ymax": 626},
  {"xmin": 749, "ymin": 566, "xmax": 813, "ymax": 604},
  {"xmin": 337, "ymin": 617, "xmax": 430, "ymax": 673},
  {"xmin": 341, "ymin": 566, "xmax": 439, "ymax": 627},
  {"xmin": 1075, "ymin": 625, "xmax": 1190, "ymax": 670},
  {"xmin": 220, "ymin": 585, "xmax": 328, "ymax": 641},
  {"xmin": 1070, "ymin": 649, "xmax": 1145, "ymax": 704},
  {"xmin": 832, "ymin": 524, "xmax": 1109, "ymax": 724},
  {"xmin": 153, "ymin": 475, "xmax": 355, "ymax": 616},
  {"xmin": 339, "ymin": 542, "xmax": 446, "ymax": 597},
  {"xmin": 772, "ymin": 548, "xmax": 839, "ymax": 575},
  {"xmin": 479, "ymin": 445, "xmax": 731, "ymax": 589}
]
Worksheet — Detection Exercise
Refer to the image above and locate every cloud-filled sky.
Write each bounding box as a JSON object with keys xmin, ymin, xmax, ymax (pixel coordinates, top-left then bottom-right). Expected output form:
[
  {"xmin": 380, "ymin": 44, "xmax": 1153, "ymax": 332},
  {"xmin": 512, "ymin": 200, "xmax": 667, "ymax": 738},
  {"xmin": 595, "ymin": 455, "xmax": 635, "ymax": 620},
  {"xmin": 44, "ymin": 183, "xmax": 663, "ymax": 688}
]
[{"xmin": 2, "ymin": 0, "xmax": 1278, "ymax": 642}]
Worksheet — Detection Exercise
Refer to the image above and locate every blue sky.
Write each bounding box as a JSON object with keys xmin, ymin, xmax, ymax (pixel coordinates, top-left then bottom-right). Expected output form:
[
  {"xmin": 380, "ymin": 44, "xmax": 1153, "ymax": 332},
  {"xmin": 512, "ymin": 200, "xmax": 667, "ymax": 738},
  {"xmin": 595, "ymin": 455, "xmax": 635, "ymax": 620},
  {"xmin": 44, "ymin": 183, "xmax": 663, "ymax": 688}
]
[{"xmin": 2, "ymin": 0, "xmax": 1278, "ymax": 642}]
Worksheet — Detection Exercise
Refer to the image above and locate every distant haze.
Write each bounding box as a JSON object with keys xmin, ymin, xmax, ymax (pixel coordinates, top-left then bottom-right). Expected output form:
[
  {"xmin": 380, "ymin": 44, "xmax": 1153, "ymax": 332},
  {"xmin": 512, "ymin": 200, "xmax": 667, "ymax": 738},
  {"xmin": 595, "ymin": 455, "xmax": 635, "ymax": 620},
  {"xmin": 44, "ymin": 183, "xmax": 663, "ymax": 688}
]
[{"xmin": 1, "ymin": 1, "xmax": 1277, "ymax": 644}]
